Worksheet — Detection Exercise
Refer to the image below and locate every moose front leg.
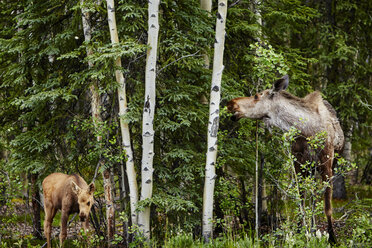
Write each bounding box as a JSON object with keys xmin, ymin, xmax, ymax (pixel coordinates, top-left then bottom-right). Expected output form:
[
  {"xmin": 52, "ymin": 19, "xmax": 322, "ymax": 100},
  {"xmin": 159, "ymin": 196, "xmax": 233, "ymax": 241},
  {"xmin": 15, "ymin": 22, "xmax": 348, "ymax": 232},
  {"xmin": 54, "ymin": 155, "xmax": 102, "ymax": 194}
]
[
  {"xmin": 82, "ymin": 217, "xmax": 89, "ymax": 233},
  {"xmin": 321, "ymin": 148, "xmax": 337, "ymax": 244}
]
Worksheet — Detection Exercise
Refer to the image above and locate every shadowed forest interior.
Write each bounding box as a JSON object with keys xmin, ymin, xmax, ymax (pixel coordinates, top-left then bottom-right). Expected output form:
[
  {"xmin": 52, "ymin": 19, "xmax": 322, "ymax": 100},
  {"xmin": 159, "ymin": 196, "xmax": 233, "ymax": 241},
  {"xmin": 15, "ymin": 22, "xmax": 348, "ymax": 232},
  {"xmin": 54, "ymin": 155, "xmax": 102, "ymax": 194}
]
[{"xmin": 0, "ymin": 0, "xmax": 371, "ymax": 247}]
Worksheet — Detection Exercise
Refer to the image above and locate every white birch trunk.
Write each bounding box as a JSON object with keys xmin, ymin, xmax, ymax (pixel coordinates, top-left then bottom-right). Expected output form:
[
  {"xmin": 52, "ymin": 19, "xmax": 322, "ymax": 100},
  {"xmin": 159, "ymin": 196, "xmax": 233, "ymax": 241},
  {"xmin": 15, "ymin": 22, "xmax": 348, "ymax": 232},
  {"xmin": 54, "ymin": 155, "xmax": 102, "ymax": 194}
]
[
  {"xmin": 106, "ymin": 0, "xmax": 139, "ymax": 227},
  {"xmin": 81, "ymin": 0, "xmax": 115, "ymax": 242},
  {"xmin": 202, "ymin": 0, "xmax": 228, "ymax": 242},
  {"xmin": 138, "ymin": 0, "xmax": 160, "ymax": 240}
]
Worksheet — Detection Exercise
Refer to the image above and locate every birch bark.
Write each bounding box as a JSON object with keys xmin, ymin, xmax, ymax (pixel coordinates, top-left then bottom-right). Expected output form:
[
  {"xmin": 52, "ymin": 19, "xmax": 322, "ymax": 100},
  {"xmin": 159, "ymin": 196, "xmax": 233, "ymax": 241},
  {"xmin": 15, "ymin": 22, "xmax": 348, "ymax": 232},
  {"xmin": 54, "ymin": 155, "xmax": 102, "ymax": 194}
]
[
  {"xmin": 105, "ymin": 0, "xmax": 139, "ymax": 227},
  {"xmin": 138, "ymin": 0, "xmax": 160, "ymax": 240},
  {"xmin": 81, "ymin": 0, "xmax": 115, "ymax": 241},
  {"xmin": 202, "ymin": 0, "xmax": 227, "ymax": 242}
]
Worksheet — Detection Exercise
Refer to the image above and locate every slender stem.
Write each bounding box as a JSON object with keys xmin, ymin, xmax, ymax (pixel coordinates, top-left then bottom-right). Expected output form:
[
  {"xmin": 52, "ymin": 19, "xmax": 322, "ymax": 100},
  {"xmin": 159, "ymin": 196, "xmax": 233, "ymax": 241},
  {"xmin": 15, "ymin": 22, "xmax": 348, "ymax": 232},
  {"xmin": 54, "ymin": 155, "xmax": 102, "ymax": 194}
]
[{"xmin": 255, "ymin": 120, "xmax": 259, "ymax": 242}]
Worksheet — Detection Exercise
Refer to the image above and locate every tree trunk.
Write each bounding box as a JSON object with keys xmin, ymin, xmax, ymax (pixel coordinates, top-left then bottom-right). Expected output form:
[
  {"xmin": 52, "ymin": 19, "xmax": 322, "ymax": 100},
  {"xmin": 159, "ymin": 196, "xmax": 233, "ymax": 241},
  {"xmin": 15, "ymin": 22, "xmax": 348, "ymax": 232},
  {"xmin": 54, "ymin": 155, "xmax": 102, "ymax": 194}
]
[
  {"xmin": 252, "ymin": 0, "xmax": 268, "ymax": 217},
  {"xmin": 256, "ymin": 152, "xmax": 265, "ymax": 236},
  {"xmin": 102, "ymin": 168, "xmax": 115, "ymax": 241},
  {"xmin": 81, "ymin": 0, "xmax": 115, "ymax": 242},
  {"xmin": 30, "ymin": 173, "xmax": 42, "ymax": 239},
  {"xmin": 138, "ymin": 0, "xmax": 160, "ymax": 240},
  {"xmin": 118, "ymin": 161, "xmax": 129, "ymax": 246},
  {"xmin": 239, "ymin": 178, "xmax": 249, "ymax": 225},
  {"xmin": 361, "ymin": 148, "xmax": 372, "ymax": 184},
  {"xmin": 105, "ymin": 0, "xmax": 139, "ymax": 227},
  {"xmin": 202, "ymin": 0, "xmax": 228, "ymax": 243}
]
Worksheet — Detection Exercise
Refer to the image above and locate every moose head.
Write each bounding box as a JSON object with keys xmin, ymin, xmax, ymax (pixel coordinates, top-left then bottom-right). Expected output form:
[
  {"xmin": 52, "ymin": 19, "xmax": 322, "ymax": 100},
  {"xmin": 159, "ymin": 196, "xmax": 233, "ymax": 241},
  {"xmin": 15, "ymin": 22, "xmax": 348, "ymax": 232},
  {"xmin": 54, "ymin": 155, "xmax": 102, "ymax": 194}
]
[
  {"xmin": 227, "ymin": 75, "xmax": 289, "ymax": 122},
  {"xmin": 71, "ymin": 181, "xmax": 95, "ymax": 223}
]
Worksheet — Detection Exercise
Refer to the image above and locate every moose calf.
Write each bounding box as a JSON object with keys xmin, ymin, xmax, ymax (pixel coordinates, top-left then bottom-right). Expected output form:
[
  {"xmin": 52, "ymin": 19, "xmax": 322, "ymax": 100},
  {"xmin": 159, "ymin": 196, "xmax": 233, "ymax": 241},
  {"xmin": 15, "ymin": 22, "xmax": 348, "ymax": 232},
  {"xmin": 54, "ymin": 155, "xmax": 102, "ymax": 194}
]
[
  {"xmin": 42, "ymin": 173, "xmax": 95, "ymax": 248},
  {"xmin": 227, "ymin": 75, "xmax": 344, "ymax": 243}
]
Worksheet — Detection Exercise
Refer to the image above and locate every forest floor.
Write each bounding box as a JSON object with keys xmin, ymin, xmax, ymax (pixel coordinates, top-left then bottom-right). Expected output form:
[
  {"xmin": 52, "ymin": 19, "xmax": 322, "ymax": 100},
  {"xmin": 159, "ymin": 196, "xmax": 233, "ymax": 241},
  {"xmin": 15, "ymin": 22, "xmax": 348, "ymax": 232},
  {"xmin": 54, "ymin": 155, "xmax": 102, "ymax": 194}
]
[
  {"xmin": 0, "ymin": 201, "xmax": 83, "ymax": 246},
  {"xmin": 0, "ymin": 185, "xmax": 371, "ymax": 247},
  {"xmin": 0, "ymin": 200, "xmax": 349, "ymax": 244}
]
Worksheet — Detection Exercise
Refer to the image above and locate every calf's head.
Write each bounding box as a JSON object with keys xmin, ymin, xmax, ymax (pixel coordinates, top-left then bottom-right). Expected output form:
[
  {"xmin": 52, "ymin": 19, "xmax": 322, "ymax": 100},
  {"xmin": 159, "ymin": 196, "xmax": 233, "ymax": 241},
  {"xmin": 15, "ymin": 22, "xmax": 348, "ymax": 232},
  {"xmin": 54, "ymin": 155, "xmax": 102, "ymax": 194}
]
[
  {"xmin": 227, "ymin": 75, "xmax": 289, "ymax": 121},
  {"xmin": 71, "ymin": 181, "xmax": 95, "ymax": 222}
]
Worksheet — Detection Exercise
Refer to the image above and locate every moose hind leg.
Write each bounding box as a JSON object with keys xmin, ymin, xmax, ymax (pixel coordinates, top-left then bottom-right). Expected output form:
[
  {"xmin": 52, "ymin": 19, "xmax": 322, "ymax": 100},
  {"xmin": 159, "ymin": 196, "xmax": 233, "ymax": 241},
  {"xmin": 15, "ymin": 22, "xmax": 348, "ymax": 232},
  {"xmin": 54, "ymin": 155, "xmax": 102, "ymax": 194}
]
[{"xmin": 324, "ymin": 184, "xmax": 336, "ymax": 244}]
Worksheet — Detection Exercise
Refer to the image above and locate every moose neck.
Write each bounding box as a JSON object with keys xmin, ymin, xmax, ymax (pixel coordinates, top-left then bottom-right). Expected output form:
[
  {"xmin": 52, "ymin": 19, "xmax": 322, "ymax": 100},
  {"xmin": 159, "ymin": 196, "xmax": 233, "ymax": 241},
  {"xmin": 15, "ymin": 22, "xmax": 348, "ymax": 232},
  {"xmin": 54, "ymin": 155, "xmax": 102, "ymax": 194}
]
[{"xmin": 264, "ymin": 92, "xmax": 323, "ymax": 137}]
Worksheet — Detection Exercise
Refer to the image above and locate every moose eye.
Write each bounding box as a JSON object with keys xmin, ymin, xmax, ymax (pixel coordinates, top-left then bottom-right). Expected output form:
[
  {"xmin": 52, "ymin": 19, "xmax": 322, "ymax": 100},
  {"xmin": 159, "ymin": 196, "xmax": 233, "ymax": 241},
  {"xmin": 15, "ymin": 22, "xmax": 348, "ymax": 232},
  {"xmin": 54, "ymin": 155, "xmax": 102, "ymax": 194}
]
[
  {"xmin": 254, "ymin": 95, "xmax": 259, "ymax": 100},
  {"xmin": 87, "ymin": 201, "xmax": 90, "ymax": 206}
]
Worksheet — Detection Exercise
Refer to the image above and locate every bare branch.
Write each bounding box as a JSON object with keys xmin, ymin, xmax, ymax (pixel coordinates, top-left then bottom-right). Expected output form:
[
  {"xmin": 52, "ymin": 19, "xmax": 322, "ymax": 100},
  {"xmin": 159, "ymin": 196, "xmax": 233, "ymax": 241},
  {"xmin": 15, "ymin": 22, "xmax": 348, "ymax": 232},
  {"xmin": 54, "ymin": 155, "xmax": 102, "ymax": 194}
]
[{"xmin": 157, "ymin": 51, "xmax": 201, "ymax": 75}]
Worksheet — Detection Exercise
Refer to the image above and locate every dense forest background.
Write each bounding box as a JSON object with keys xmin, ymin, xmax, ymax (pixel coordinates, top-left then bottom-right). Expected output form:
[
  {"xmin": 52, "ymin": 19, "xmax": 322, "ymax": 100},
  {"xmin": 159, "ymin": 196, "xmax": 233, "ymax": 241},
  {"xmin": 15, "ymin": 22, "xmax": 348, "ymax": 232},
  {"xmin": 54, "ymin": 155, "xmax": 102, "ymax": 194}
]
[{"xmin": 0, "ymin": 0, "xmax": 371, "ymax": 247}]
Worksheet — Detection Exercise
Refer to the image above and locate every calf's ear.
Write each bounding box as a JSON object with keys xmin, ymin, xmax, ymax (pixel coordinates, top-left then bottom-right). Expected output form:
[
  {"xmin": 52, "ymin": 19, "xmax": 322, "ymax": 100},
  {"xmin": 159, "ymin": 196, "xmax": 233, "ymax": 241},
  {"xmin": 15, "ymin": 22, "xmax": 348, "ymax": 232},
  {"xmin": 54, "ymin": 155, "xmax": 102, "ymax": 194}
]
[
  {"xmin": 71, "ymin": 181, "xmax": 82, "ymax": 195},
  {"xmin": 273, "ymin": 75, "xmax": 289, "ymax": 92},
  {"xmin": 88, "ymin": 182, "xmax": 95, "ymax": 194}
]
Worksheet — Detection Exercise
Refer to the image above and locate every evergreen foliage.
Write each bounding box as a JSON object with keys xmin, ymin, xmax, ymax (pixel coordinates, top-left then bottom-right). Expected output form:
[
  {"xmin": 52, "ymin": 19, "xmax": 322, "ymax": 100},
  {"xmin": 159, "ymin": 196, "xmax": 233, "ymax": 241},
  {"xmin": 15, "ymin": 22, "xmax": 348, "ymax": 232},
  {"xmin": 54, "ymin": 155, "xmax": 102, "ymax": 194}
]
[{"xmin": 0, "ymin": 0, "xmax": 371, "ymax": 246}]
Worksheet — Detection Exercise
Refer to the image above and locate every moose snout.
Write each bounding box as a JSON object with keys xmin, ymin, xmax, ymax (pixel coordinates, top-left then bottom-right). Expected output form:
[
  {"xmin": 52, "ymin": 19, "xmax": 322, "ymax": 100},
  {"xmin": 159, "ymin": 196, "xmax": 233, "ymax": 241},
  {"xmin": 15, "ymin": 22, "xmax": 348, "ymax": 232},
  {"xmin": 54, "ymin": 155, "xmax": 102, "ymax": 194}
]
[
  {"xmin": 79, "ymin": 213, "xmax": 87, "ymax": 222},
  {"xmin": 227, "ymin": 100, "xmax": 240, "ymax": 121},
  {"xmin": 227, "ymin": 100, "xmax": 235, "ymax": 113}
]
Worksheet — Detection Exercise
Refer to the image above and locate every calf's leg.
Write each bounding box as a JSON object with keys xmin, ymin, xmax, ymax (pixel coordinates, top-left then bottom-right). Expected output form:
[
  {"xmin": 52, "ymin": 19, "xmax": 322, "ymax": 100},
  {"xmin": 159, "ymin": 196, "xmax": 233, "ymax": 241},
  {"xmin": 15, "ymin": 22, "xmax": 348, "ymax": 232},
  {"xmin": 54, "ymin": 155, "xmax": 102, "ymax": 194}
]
[
  {"xmin": 59, "ymin": 209, "xmax": 69, "ymax": 247},
  {"xmin": 44, "ymin": 201, "xmax": 57, "ymax": 248},
  {"xmin": 82, "ymin": 217, "xmax": 89, "ymax": 232}
]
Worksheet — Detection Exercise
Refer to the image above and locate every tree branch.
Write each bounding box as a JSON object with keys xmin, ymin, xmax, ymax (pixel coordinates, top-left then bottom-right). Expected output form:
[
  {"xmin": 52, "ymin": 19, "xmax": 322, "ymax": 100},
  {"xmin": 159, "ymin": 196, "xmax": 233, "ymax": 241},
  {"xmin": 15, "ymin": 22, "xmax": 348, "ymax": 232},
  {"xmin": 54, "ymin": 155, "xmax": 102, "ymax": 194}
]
[{"xmin": 157, "ymin": 51, "xmax": 202, "ymax": 75}]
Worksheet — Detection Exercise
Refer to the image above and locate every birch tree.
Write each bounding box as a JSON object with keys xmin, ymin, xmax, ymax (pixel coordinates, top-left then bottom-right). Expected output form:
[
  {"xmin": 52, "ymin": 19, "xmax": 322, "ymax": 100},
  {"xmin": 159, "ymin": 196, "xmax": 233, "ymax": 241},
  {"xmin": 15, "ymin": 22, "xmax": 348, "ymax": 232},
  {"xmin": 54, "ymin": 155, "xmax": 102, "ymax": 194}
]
[
  {"xmin": 105, "ymin": 0, "xmax": 139, "ymax": 227},
  {"xmin": 138, "ymin": 0, "xmax": 160, "ymax": 240},
  {"xmin": 202, "ymin": 0, "xmax": 228, "ymax": 242},
  {"xmin": 81, "ymin": 0, "xmax": 115, "ymax": 240}
]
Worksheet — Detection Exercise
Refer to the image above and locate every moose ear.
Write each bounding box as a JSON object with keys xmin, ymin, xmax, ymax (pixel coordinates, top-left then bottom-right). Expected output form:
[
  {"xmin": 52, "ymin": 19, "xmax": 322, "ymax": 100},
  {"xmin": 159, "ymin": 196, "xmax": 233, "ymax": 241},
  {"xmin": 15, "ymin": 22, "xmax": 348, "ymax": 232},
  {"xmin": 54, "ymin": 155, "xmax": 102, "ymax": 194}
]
[
  {"xmin": 273, "ymin": 75, "xmax": 289, "ymax": 92},
  {"xmin": 71, "ymin": 181, "xmax": 81, "ymax": 195},
  {"xmin": 88, "ymin": 182, "xmax": 95, "ymax": 195}
]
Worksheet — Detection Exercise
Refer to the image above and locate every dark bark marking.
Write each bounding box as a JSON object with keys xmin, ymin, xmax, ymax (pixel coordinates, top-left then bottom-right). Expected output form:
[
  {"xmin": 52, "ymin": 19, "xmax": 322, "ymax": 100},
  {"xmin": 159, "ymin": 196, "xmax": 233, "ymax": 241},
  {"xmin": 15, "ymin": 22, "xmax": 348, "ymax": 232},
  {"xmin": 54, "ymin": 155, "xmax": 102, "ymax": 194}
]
[
  {"xmin": 108, "ymin": 5, "xmax": 115, "ymax": 13},
  {"xmin": 210, "ymin": 116, "xmax": 219, "ymax": 137},
  {"xmin": 212, "ymin": 85, "xmax": 219, "ymax": 92},
  {"xmin": 145, "ymin": 96, "xmax": 150, "ymax": 108}
]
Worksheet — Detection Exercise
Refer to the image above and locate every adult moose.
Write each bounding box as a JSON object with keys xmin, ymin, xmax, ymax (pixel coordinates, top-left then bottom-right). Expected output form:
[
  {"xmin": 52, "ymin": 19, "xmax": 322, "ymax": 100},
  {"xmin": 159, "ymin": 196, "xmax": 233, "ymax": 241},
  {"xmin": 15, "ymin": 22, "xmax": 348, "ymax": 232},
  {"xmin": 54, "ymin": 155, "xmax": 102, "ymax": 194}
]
[
  {"xmin": 227, "ymin": 75, "xmax": 344, "ymax": 243},
  {"xmin": 42, "ymin": 173, "xmax": 95, "ymax": 248}
]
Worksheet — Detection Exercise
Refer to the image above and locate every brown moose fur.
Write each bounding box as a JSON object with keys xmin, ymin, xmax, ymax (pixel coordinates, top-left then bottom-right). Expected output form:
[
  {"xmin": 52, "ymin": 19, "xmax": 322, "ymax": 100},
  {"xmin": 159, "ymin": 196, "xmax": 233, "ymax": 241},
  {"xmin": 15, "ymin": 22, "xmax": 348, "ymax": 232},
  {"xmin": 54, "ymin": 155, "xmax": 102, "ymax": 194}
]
[
  {"xmin": 42, "ymin": 173, "xmax": 95, "ymax": 248},
  {"xmin": 227, "ymin": 75, "xmax": 344, "ymax": 243}
]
